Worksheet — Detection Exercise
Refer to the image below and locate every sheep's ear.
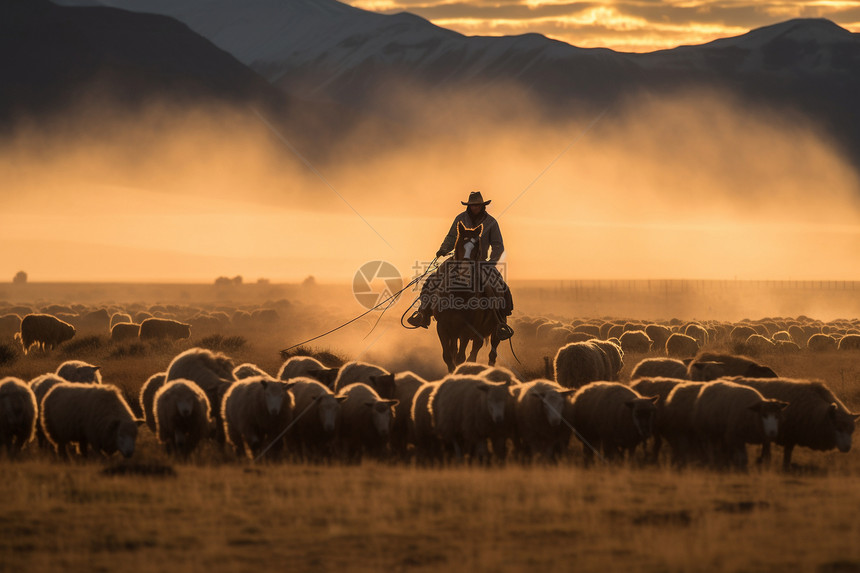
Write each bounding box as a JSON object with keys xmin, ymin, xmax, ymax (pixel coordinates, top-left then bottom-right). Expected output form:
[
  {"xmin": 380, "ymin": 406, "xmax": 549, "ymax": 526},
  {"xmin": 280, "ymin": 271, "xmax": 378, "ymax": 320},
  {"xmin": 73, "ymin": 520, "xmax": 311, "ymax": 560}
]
[
  {"xmin": 336, "ymin": 396, "xmax": 349, "ymax": 403},
  {"xmin": 648, "ymin": 395, "xmax": 660, "ymax": 405},
  {"xmin": 748, "ymin": 401, "xmax": 764, "ymax": 413},
  {"xmin": 364, "ymin": 401, "xmax": 376, "ymax": 408},
  {"xmin": 476, "ymin": 383, "xmax": 491, "ymax": 392},
  {"xmin": 828, "ymin": 403, "xmax": 838, "ymax": 418},
  {"xmin": 624, "ymin": 400, "xmax": 638, "ymax": 409},
  {"xmin": 381, "ymin": 399, "xmax": 399, "ymax": 408},
  {"xmin": 775, "ymin": 400, "xmax": 789, "ymax": 411},
  {"xmin": 93, "ymin": 366, "xmax": 101, "ymax": 371},
  {"xmin": 283, "ymin": 381, "xmax": 296, "ymax": 391},
  {"xmin": 559, "ymin": 389, "xmax": 577, "ymax": 396},
  {"xmin": 135, "ymin": 419, "xmax": 145, "ymax": 427},
  {"xmin": 260, "ymin": 379, "xmax": 268, "ymax": 388},
  {"xmin": 853, "ymin": 412, "xmax": 860, "ymax": 422}
]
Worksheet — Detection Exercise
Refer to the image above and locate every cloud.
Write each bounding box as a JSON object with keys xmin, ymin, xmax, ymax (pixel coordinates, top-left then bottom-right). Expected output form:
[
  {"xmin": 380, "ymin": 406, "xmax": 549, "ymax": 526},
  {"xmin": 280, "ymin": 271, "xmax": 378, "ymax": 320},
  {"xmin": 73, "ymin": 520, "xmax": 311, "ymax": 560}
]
[{"xmin": 345, "ymin": 0, "xmax": 860, "ymax": 52}]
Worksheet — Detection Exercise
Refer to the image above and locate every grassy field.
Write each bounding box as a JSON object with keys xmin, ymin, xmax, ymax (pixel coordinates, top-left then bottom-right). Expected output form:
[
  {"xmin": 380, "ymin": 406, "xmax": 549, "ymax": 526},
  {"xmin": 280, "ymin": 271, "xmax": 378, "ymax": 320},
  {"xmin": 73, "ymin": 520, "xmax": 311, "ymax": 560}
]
[{"xmin": 1, "ymin": 283, "xmax": 860, "ymax": 572}]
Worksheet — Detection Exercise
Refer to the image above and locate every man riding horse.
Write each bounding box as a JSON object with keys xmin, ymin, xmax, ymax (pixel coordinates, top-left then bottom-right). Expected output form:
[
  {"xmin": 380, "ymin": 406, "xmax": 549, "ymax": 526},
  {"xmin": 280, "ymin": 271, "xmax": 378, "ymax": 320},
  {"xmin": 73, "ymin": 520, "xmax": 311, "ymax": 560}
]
[{"xmin": 407, "ymin": 191, "xmax": 514, "ymax": 340}]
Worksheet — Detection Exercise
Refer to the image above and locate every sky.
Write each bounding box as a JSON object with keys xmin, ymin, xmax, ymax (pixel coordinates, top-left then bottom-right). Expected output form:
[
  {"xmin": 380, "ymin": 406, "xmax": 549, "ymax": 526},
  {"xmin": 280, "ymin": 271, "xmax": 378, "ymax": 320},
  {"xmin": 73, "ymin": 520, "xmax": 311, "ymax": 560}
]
[{"xmin": 345, "ymin": 0, "xmax": 860, "ymax": 52}]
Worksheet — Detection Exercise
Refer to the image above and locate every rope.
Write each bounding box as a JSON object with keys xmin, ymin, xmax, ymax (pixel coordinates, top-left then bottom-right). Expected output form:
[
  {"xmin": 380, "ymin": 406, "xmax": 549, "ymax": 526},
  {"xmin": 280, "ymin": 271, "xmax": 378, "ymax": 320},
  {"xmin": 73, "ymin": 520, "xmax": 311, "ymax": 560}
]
[
  {"xmin": 253, "ymin": 395, "xmax": 322, "ymax": 463},
  {"xmin": 279, "ymin": 255, "xmax": 444, "ymax": 355}
]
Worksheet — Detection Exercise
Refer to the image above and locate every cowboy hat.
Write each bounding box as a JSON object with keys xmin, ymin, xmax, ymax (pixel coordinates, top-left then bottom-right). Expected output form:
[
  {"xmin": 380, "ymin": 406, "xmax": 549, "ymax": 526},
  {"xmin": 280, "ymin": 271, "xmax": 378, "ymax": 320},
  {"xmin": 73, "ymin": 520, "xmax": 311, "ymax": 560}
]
[{"xmin": 461, "ymin": 191, "xmax": 491, "ymax": 206}]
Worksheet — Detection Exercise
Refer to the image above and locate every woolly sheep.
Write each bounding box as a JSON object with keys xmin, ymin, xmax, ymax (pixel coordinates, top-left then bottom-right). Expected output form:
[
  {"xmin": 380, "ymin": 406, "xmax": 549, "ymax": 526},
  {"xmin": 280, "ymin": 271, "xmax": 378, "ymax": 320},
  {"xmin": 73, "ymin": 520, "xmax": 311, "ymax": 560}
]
[
  {"xmin": 139, "ymin": 318, "xmax": 191, "ymax": 341},
  {"xmin": 0, "ymin": 377, "xmax": 38, "ymax": 455},
  {"xmin": 0, "ymin": 314, "xmax": 22, "ymax": 340},
  {"xmin": 333, "ymin": 360, "xmax": 395, "ymax": 399},
  {"xmin": 619, "ymin": 330, "xmax": 652, "ymax": 354},
  {"xmin": 513, "ymin": 379, "xmax": 575, "ymax": 462},
  {"xmin": 590, "ymin": 340, "xmax": 623, "ymax": 381},
  {"xmin": 687, "ymin": 353, "xmax": 778, "ymax": 381},
  {"xmin": 661, "ymin": 382, "xmax": 708, "ymax": 466},
  {"xmin": 76, "ymin": 308, "xmax": 110, "ymax": 334},
  {"xmin": 109, "ymin": 313, "xmax": 133, "ymax": 328},
  {"xmin": 139, "ymin": 372, "xmax": 167, "ymax": 433},
  {"xmin": 222, "ymin": 376, "xmax": 295, "ymax": 460},
  {"xmin": 453, "ymin": 362, "xmax": 489, "ymax": 376},
  {"xmin": 277, "ymin": 356, "xmax": 339, "ymax": 389},
  {"xmin": 553, "ymin": 342, "xmax": 606, "ymax": 389},
  {"xmin": 390, "ymin": 371, "xmax": 428, "ymax": 458},
  {"xmin": 40, "ymin": 383, "xmax": 141, "ymax": 458},
  {"xmin": 745, "ymin": 334, "xmax": 777, "ymax": 354},
  {"xmin": 165, "ymin": 347, "xmax": 236, "ymax": 444},
  {"xmin": 645, "ymin": 324, "xmax": 672, "ymax": 352},
  {"xmin": 29, "ymin": 374, "xmax": 67, "ymax": 448},
  {"xmin": 772, "ymin": 331, "xmax": 792, "ymax": 342},
  {"xmin": 232, "ymin": 363, "xmax": 270, "ymax": 380},
  {"xmin": 430, "ymin": 375, "xmax": 512, "ymax": 463},
  {"xmin": 110, "ymin": 322, "xmax": 140, "ymax": 343},
  {"xmin": 17, "ymin": 314, "xmax": 75, "ymax": 354},
  {"xmin": 837, "ymin": 334, "xmax": 860, "ymax": 351},
  {"xmin": 569, "ymin": 382, "xmax": 658, "ymax": 464},
  {"xmin": 731, "ymin": 377, "xmax": 860, "ymax": 470},
  {"xmin": 692, "ymin": 380, "xmax": 787, "ymax": 469},
  {"xmin": 730, "ymin": 325, "xmax": 757, "ymax": 344},
  {"xmin": 288, "ymin": 377, "xmax": 347, "ymax": 460},
  {"xmin": 665, "ymin": 333, "xmax": 699, "ymax": 359},
  {"xmin": 55, "ymin": 360, "xmax": 102, "ymax": 384},
  {"xmin": 807, "ymin": 333, "xmax": 838, "ymax": 352},
  {"xmin": 410, "ymin": 381, "xmax": 443, "ymax": 465},
  {"xmin": 335, "ymin": 383, "xmax": 398, "ymax": 462},
  {"xmin": 684, "ymin": 323, "xmax": 709, "ymax": 347},
  {"xmin": 629, "ymin": 358, "xmax": 689, "ymax": 381},
  {"xmin": 629, "ymin": 377, "xmax": 685, "ymax": 461},
  {"xmin": 153, "ymin": 379, "xmax": 212, "ymax": 457}
]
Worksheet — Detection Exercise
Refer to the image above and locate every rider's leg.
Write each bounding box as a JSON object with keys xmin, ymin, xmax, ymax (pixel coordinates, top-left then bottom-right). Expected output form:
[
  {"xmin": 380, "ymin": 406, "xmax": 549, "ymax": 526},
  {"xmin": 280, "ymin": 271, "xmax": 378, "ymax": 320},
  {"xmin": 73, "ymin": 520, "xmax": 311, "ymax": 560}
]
[{"xmin": 407, "ymin": 271, "xmax": 440, "ymax": 328}]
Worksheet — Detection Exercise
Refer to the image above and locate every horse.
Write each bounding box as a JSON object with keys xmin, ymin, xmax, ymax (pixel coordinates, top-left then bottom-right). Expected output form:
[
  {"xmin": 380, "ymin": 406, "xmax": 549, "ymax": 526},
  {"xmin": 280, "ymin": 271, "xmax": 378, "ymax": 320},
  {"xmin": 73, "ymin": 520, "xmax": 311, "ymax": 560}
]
[{"xmin": 432, "ymin": 221, "xmax": 503, "ymax": 372}]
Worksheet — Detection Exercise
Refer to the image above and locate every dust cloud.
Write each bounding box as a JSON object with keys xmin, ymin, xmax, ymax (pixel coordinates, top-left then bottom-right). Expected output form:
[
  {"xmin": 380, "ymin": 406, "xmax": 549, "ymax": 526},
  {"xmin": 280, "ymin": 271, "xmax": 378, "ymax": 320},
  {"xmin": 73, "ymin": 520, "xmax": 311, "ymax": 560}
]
[{"xmin": 1, "ymin": 85, "xmax": 858, "ymax": 284}]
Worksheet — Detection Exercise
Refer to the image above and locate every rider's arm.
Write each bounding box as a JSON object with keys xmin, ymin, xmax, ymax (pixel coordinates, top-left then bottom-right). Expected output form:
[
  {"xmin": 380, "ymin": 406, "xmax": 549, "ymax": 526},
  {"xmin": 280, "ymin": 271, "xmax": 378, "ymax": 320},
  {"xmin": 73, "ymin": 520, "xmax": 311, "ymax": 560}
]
[
  {"xmin": 488, "ymin": 220, "xmax": 504, "ymax": 262},
  {"xmin": 438, "ymin": 216, "xmax": 460, "ymax": 256}
]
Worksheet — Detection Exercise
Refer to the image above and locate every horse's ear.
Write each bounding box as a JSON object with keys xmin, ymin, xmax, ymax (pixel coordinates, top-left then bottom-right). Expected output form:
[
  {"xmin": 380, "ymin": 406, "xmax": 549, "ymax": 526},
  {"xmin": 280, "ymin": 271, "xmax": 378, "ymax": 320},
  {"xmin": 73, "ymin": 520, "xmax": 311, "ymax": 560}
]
[
  {"xmin": 476, "ymin": 224, "xmax": 483, "ymax": 235},
  {"xmin": 457, "ymin": 221, "xmax": 466, "ymax": 233}
]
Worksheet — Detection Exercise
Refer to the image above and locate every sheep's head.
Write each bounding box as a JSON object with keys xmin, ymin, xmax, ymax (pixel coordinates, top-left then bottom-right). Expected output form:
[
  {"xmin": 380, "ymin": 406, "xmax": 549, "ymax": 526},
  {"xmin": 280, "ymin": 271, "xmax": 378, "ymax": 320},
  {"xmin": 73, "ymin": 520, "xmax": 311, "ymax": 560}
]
[
  {"xmin": 112, "ymin": 419, "xmax": 141, "ymax": 458},
  {"xmin": 368, "ymin": 374, "xmax": 396, "ymax": 400},
  {"xmin": 319, "ymin": 394, "xmax": 346, "ymax": 433},
  {"xmin": 366, "ymin": 399, "xmax": 398, "ymax": 437},
  {"xmin": 749, "ymin": 399, "xmax": 788, "ymax": 440},
  {"xmin": 626, "ymin": 396, "xmax": 659, "ymax": 439},
  {"xmin": 830, "ymin": 404, "xmax": 860, "ymax": 452},
  {"xmin": 479, "ymin": 381, "xmax": 511, "ymax": 424}
]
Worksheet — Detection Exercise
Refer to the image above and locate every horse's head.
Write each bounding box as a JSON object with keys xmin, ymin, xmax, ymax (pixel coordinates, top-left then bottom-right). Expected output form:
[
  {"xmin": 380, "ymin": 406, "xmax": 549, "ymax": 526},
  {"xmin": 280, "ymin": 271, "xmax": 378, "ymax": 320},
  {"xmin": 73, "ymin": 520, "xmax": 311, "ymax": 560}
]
[{"xmin": 454, "ymin": 221, "xmax": 482, "ymax": 262}]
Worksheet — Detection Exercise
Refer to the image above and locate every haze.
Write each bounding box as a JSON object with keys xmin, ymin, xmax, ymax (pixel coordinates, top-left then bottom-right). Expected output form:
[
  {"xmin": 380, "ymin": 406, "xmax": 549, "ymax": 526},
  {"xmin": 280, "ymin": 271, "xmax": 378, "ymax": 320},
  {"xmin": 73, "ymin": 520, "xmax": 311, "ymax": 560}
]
[{"xmin": 2, "ymin": 87, "xmax": 859, "ymax": 284}]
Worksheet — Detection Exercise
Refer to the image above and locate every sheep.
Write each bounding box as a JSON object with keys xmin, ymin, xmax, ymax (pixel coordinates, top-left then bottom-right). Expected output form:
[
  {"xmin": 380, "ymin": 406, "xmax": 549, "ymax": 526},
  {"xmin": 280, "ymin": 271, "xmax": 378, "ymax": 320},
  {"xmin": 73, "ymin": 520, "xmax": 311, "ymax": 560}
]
[
  {"xmin": 453, "ymin": 362, "xmax": 489, "ymax": 376},
  {"xmin": 55, "ymin": 360, "xmax": 102, "ymax": 384},
  {"xmin": 138, "ymin": 372, "xmax": 167, "ymax": 434},
  {"xmin": 687, "ymin": 352, "xmax": 778, "ymax": 381},
  {"xmin": 692, "ymin": 380, "xmax": 788, "ymax": 469},
  {"xmin": 788, "ymin": 324, "xmax": 811, "ymax": 347},
  {"xmin": 513, "ymin": 379, "xmax": 575, "ymax": 463},
  {"xmin": 807, "ymin": 333, "xmax": 838, "ymax": 352},
  {"xmin": 629, "ymin": 377, "xmax": 685, "ymax": 462},
  {"xmin": 837, "ymin": 334, "xmax": 860, "ymax": 351},
  {"xmin": 165, "ymin": 348, "xmax": 236, "ymax": 445},
  {"xmin": 553, "ymin": 342, "xmax": 606, "ymax": 389},
  {"xmin": 232, "ymin": 363, "xmax": 270, "ymax": 380},
  {"xmin": 110, "ymin": 322, "xmax": 140, "ymax": 343},
  {"xmin": 730, "ymin": 377, "xmax": 860, "ymax": 470},
  {"xmin": 745, "ymin": 334, "xmax": 777, "ymax": 354},
  {"xmin": 288, "ymin": 377, "xmax": 347, "ymax": 460},
  {"xmin": 390, "ymin": 371, "xmax": 427, "ymax": 458},
  {"xmin": 429, "ymin": 375, "xmax": 512, "ymax": 463},
  {"xmin": 40, "ymin": 383, "xmax": 141, "ymax": 458},
  {"xmin": 730, "ymin": 325, "xmax": 758, "ymax": 344},
  {"xmin": 109, "ymin": 312, "xmax": 133, "ymax": 328},
  {"xmin": 0, "ymin": 314, "xmax": 22, "ymax": 341},
  {"xmin": 568, "ymin": 382, "xmax": 658, "ymax": 464},
  {"xmin": 618, "ymin": 330, "xmax": 652, "ymax": 354},
  {"xmin": 28, "ymin": 374, "xmax": 67, "ymax": 448},
  {"xmin": 277, "ymin": 356, "xmax": 339, "ymax": 389},
  {"xmin": 590, "ymin": 340, "xmax": 624, "ymax": 381},
  {"xmin": 17, "ymin": 314, "xmax": 75, "ymax": 354},
  {"xmin": 684, "ymin": 323, "xmax": 709, "ymax": 347},
  {"xmin": 139, "ymin": 318, "xmax": 191, "ymax": 342},
  {"xmin": 76, "ymin": 308, "xmax": 111, "ymax": 334},
  {"xmin": 153, "ymin": 379, "xmax": 212, "ymax": 457},
  {"xmin": 644, "ymin": 324, "xmax": 672, "ymax": 352},
  {"xmin": 629, "ymin": 358, "xmax": 689, "ymax": 381},
  {"xmin": 665, "ymin": 333, "xmax": 699, "ymax": 359},
  {"xmin": 410, "ymin": 381, "xmax": 443, "ymax": 465},
  {"xmin": 0, "ymin": 377, "xmax": 38, "ymax": 456},
  {"xmin": 335, "ymin": 383, "xmax": 398, "ymax": 462},
  {"xmin": 661, "ymin": 382, "xmax": 708, "ymax": 466},
  {"xmin": 772, "ymin": 331, "xmax": 792, "ymax": 342},
  {"xmin": 333, "ymin": 360, "xmax": 396, "ymax": 399},
  {"xmin": 222, "ymin": 376, "xmax": 295, "ymax": 460}
]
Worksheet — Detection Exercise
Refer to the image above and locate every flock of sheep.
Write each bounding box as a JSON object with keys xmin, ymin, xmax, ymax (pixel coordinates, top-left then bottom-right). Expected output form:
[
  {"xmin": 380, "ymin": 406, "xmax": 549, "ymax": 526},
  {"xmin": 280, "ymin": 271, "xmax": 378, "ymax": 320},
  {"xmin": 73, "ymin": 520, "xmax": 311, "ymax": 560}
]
[{"xmin": 1, "ymin": 338, "xmax": 858, "ymax": 471}]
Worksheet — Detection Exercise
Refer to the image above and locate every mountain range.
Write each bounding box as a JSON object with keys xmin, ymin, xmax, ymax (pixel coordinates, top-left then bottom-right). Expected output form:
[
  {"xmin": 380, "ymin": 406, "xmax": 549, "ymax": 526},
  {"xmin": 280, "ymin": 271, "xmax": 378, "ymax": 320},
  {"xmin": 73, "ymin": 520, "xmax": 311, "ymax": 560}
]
[{"xmin": 9, "ymin": 0, "xmax": 860, "ymax": 168}]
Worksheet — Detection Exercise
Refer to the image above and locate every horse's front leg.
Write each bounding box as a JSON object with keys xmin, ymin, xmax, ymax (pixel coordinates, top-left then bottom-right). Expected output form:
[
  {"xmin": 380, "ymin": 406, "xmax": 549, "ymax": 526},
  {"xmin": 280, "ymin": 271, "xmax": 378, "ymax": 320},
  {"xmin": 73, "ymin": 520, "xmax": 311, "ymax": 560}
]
[
  {"xmin": 488, "ymin": 332, "xmax": 500, "ymax": 366},
  {"xmin": 466, "ymin": 336, "xmax": 484, "ymax": 363},
  {"xmin": 455, "ymin": 335, "xmax": 469, "ymax": 365}
]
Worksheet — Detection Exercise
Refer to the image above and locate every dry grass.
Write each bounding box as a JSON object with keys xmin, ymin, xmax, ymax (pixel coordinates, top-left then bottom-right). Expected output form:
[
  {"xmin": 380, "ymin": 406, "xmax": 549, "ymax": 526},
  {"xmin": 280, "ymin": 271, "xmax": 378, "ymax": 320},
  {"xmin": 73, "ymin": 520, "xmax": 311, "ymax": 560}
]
[{"xmin": 2, "ymin": 285, "xmax": 860, "ymax": 571}]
